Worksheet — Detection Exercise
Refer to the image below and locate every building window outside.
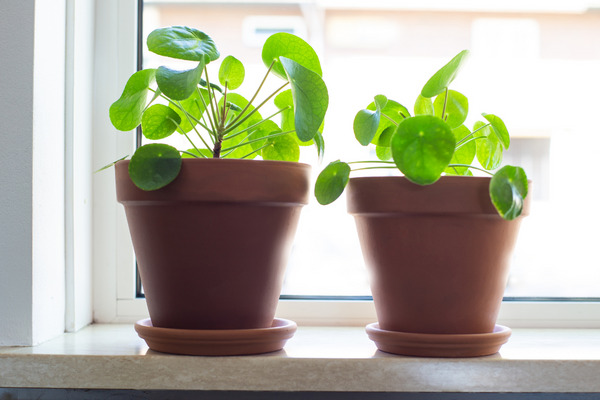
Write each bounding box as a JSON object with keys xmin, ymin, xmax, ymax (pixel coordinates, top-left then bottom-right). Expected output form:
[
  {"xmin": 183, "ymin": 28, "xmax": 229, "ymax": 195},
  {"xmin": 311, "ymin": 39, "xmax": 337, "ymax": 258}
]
[{"xmin": 138, "ymin": 1, "xmax": 600, "ymax": 301}]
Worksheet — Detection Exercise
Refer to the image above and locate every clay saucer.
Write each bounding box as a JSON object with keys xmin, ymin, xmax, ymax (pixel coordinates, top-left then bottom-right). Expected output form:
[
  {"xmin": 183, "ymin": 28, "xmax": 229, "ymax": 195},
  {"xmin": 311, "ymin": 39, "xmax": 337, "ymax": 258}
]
[
  {"xmin": 135, "ymin": 318, "xmax": 296, "ymax": 356},
  {"xmin": 366, "ymin": 323, "xmax": 511, "ymax": 358}
]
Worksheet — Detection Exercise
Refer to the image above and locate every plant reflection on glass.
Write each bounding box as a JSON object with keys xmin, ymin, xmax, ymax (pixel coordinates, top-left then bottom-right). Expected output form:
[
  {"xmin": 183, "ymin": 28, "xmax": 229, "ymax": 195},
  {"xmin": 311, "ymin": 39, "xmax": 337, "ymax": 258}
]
[{"xmin": 315, "ymin": 50, "xmax": 528, "ymax": 220}]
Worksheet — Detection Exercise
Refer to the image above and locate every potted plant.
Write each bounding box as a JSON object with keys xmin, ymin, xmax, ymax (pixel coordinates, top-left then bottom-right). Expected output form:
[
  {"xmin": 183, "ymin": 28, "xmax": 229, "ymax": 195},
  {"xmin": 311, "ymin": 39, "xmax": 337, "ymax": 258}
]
[
  {"xmin": 106, "ymin": 26, "xmax": 328, "ymax": 355},
  {"xmin": 315, "ymin": 50, "xmax": 530, "ymax": 357}
]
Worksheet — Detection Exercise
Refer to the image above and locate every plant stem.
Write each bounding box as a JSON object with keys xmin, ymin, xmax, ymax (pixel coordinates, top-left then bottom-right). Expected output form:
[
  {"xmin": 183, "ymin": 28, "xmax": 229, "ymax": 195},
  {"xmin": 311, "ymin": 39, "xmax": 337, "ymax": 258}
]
[
  {"xmin": 180, "ymin": 149, "xmax": 203, "ymax": 158},
  {"xmin": 455, "ymin": 123, "xmax": 491, "ymax": 147},
  {"xmin": 347, "ymin": 160, "xmax": 395, "ymax": 165},
  {"xmin": 240, "ymin": 142, "xmax": 271, "ymax": 159},
  {"xmin": 220, "ymin": 129, "xmax": 294, "ymax": 153},
  {"xmin": 204, "ymin": 67, "xmax": 221, "ymax": 130},
  {"xmin": 381, "ymin": 113, "xmax": 400, "ymax": 126},
  {"xmin": 175, "ymin": 101, "xmax": 214, "ymax": 152},
  {"xmin": 227, "ymin": 60, "xmax": 276, "ymax": 127},
  {"xmin": 447, "ymin": 164, "xmax": 494, "ymax": 176},
  {"xmin": 222, "ymin": 107, "xmax": 289, "ymax": 141},
  {"xmin": 455, "ymin": 135, "xmax": 485, "ymax": 150},
  {"xmin": 441, "ymin": 87, "xmax": 449, "ymax": 121},
  {"xmin": 351, "ymin": 166, "xmax": 399, "ymax": 172},
  {"xmin": 196, "ymin": 87, "xmax": 217, "ymax": 137}
]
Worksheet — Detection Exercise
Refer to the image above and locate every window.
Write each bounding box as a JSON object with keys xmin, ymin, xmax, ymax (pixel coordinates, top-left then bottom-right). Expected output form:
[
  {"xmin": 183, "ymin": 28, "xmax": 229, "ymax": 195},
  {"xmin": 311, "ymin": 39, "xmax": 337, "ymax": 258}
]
[{"xmin": 93, "ymin": 0, "xmax": 600, "ymax": 326}]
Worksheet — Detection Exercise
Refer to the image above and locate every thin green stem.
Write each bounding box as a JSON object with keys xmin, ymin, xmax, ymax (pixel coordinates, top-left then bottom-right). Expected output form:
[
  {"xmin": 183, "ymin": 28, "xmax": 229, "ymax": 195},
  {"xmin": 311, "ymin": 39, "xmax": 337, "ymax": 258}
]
[
  {"xmin": 180, "ymin": 149, "xmax": 204, "ymax": 158},
  {"xmin": 441, "ymin": 87, "xmax": 449, "ymax": 121},
  {"xmin": 175, "ymin": 101, "xmax": 213, "ymax": 152},
  {"xmin": 196, "ymin": 87, "xmax": 217, "ymax": 137},
  {"xmin": 381, "ymin": 113, "xmax": 399, "ymax": 126},
  {"xmin": 351, "ymin": 166, "xmax": 398, "ymax": 172},
  {"xmin": 228, "ymin": 60, "xmax": 276, "ymax": 127},
  {"xmin": 220, "ymin": 130, "xmax": 295, "ymax": 153},
  {"xmin": 240, "ymin": 143, "xmax": 271, "ymax": 159},
  {"xmin": 455, "ymin": 135, "xmax": 486, "ymax": 151},
  {"xmin": 455, "ymin": 123, "xmax": 491, "ymax": 147},
  {"xmin": 223, "ymin": 81, "xmax": 289, "ymax": 136},
  {"xmin": 347, "ymin": 160, "xmax": 395, "ymax": 165},
  {"xmin": 222, "ymin": 107, "xmax": 289, "ymax": 141},
  {"xmin": 204, "ymin": 67, "xmax": 221, "ymax": 132},
  {"xmin": 447, "ymin": 164, "xmax": 494, "ymax": 176}
]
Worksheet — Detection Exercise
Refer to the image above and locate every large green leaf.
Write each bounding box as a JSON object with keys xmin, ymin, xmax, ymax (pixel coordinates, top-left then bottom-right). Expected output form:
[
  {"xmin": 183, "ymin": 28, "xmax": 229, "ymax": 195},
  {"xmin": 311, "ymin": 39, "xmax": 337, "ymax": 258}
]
[
  {"xmin": 219, "ymin": 55, "xmax": 245, "ymax": 90},
  {"xmin": 170, "ymin": 88, "xmax": 210, "ymax": 134},
  {"xmin": 280, "ymin": 57, "xmax": 328, "ymax": 142},
  {"xmin": 474, "ymin": 120, "xmax": 503, "ymax": 170},
  {"xmin": 261, "ymin": 134, "xmax": 300, "ymax": 162},
  {"xmin": 489, "ymin": 165, "xmax": 528, "ymax": 220},
  {"xmin": 156, "ymin": 62, "xmax": 204, "ymax": 101},
  {"xmin": 147, "ymin": 26, "xmax": 220, "ymax": 62},
  {"xmin": 421, "ymin": 50, "xmax": 470, "ymax": 98},
  {"xmin": 141, "ymin": 104, "xmax": 181, "ymax": 140},
  {"xmin": 433, "ymin": 89, "xmax": 468, "ymax": 128},
  {"xmin": 391, "ymin": 115, "xmax": 455, "ymax": 185},
  {"xmin": 414, "ymin": 94, "xmax": 434, "ymax": 116},
  {"xmin": 483, "ymin": 113, "xmax": 510, "ymax": 149},
  {"xmin": 109, "ymin": 69, "xmax": 156, "ymax": 131},
  {"xmin": 128, "ymin": 143, "xmax": 182, "ymax": 191},
  {"xmin": 314, "ymin": 161, "xmax": 351, "ymax": 205},
  {"xmin": 445, "ymin": 124, "xmax": 475, "ymax": 175},
  {"xmin": 262, "ymin": 32, "xmax": 322, "ymax": 80}
]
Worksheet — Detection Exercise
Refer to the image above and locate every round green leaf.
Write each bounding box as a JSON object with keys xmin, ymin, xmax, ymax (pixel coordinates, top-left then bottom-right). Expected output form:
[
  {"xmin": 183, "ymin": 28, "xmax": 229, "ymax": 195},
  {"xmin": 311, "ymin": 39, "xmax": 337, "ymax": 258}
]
[
  {"xmin": 261, "ymin": 134, "xmax": 300, "ymax": 162},
  {"xmin": 248, "ymin": 120, "xmax": 281, "ymax": 152},
  {"xmin": 279, "ymin": 57, "xmax": 328, "ymax": 142},
  {"xmin": 483, "ymin": 113, "xmax": 510, "ymax": 149},
  {"xmin": 474, "ymin": 121, "xmax": 503, "ymax": 170},
  {"xmin": 489, "ymin": 165, "xmax": 528, "ymax": 220},
  {"xmin": 128, "ymin": 143, "xmax": 182, "ymax": 191},
  {"xmin": 367, "ymin": 99, "xmax": 410, "ymax": 145},
  {"xmin": 353, "ymin": 109, "xmax": 380, "ymax": 146},
  {"xmin": 262, "ymin": 32, "xmax": 322, "ymax": 80},
  {"xmin": 433, "ymin": 89, "xmax": 468, "ymax": 128},
  {"xmin": 156, "ymin": 62, "xmax": 204, "ymax": 101},
  {"xmin": 445, "ymin": 125, "xmax": 475, "ymax": 176},
  {"xmin": 421, "ymin": 50, "xmax": 470, "ymax": 98},
  {"xmin": 147, "ymin": 26, "xmax": 220, "ymax": 63},
  {"xmin": 391, "ymin": 115, "xmax": 455, "ymax": 185},
  {"xmin": 219, "ymin": 55, "xmax": 245, "ymax": 90},
  {"xmin": 109, "ymin": 69, "xmax": 156, "ymax": 131},
  {"xmin": 141, "ymin": 104, "xmax": 181, "ymax": 140},
  {"xmin": 414, "ymin": 94, "xmax": 434, "ymax": 116},
  {"xmin": 314, "ymin": 161, "xmax": 351, "ymax": 205}
]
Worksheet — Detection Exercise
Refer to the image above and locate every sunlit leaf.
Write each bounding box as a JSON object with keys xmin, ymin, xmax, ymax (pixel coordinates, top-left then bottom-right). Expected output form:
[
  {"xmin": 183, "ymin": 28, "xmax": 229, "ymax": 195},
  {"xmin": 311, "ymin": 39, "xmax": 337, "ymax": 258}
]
[
  {"xmin": 261, "ymin": 134, "xmax": 300, "ymax": 162},
  {"xmin": 367, "ymin": 99, "xmax": 410, "ymax": 145},
  {"xmin": 147, "ymin": 26, "xmax": 220, "ymax": 62},
  {"xmin": 128, "ymin": 143, "xmax": 182, "ymax": 191},
  {"xmin": 483, "ymin": 113, "xmax": 510, "ymax": 149},
  {"xmin": 354, "ymin": 109, "xmax": 380, "ymax": 146},
  {"xmin": 156, "ymin": 62, "xmax": 204, "ymax": 101},
  {"xmin": 489, "ymin": 165, "xmax": 528, "ymax": 220},
  {"xmin": 169, "ymin": 88, "xmax": 210, "ymax": 134},
  {"xmin": 109, "ymin": 69, "xmax": 156, "ymax": 131},
  {"xmin": 391, "ymin": 115, "xmax": 455, "ymax": 185},
  {"xmin": 414, "ymin": 94, "xmax": 434, "ymax": 116},
  {"xmin": 280, "ymin": 57, "xmax": 328, "ymax": 142},
  {"xmin": 314, "ymin": 161, "xmax": 351, "ymax": 205},
  {"xmin": 445, "ymin": 124, "xmax": 475, "ymax": 175},
  {"xmin": 433, "ymin": 89, "xmax": 468, "ymax": 128},
  {"xmin": 219, "ymin": 55, "xmax": 245, "ymax": 90},
  {"xmin": 141, "ymin": 104, "xmax": 181, "ymax": 140},
  {"xmin": 421, "ymin": 50, "xmax": 470, "ymax": 98},
  {"xmin": 262, "ymin": 32, "xmax": 322, "ymax": 80},
  {"xmin": 474, "ymin": 120, "xmax": 503, "ymax": 170}
]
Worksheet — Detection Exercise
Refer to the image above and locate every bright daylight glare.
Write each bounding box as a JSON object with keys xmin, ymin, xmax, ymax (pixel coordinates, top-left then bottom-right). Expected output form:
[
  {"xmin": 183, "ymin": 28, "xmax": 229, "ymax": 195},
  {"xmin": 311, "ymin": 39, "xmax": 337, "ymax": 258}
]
[{"xmin": 142, "ymin": 0, "xmax": 600, "ymax": 298}]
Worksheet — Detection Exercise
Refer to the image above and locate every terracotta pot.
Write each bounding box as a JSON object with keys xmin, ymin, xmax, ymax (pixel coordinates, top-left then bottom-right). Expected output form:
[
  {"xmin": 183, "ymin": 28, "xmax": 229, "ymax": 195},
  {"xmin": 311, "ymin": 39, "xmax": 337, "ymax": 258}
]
[
  {"xmin": 116, "ymin": 158, "xmax": 310, "ymax": 330},
  {"xmin": 347, "ymin": 176, "xmax": 530, "ymax": 335}
]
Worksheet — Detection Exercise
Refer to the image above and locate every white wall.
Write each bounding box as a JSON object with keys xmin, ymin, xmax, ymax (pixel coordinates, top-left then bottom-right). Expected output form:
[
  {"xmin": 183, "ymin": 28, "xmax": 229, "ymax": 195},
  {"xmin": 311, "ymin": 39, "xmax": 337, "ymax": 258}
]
[{"xmin": 0, "ymin": 0, "xmax": 69, "ymax": 346}]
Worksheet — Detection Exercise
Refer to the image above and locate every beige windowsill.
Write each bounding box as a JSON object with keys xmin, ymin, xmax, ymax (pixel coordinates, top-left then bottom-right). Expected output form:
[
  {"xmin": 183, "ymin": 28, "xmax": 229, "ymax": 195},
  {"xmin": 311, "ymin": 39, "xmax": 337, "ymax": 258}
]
[{"xmin": 1, "ymin": 324, "xmax": 600, "ymax": 392}]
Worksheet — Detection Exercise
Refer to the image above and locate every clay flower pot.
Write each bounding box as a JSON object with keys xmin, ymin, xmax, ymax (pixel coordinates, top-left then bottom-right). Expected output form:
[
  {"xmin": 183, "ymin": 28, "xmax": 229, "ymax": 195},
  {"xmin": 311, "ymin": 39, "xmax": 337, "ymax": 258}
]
[
  {"xmin": 115, "ymin": 158, "xmax": 309, "ymax": 332},
  {"xmin": 347, "ymin": 176, "xmax": 530, "ymax": 357}
]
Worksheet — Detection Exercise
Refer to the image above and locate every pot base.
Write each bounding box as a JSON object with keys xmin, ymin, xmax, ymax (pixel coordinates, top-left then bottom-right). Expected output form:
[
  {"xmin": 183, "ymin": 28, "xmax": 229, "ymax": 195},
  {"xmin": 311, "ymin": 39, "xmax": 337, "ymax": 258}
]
[
  {"xmin": 366, "ymin": 323, "xmax": 511, "ymax": 358},
  {"xmin": 135, "ymin": 318, "xmax": 297, "ymax": 356}
]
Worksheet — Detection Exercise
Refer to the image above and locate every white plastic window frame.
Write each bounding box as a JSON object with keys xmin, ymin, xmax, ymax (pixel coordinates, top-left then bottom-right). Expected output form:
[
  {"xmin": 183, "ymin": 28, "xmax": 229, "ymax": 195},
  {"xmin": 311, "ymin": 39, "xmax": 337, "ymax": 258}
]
[{"xmin": 92, "ymin": 0, "xmax": 600, "ymax": 327}]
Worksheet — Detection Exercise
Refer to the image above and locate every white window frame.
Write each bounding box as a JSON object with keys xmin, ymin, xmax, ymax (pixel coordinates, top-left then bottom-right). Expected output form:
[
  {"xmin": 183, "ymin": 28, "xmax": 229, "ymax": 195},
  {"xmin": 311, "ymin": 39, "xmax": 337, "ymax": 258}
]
[{"xmin": 92, "ymin": 0, "xmax": 600, "ymax": 328}]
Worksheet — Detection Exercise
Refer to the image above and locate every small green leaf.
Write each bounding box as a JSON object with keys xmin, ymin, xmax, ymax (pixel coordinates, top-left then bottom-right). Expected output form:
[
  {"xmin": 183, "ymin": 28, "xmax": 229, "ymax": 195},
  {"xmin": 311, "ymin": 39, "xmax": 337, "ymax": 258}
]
[
  {"xmin": 421, "ymin": 50, "xmax": 470, "ymax": 98},
  {"xmin": 489, "ymin": 165, "xmax": 528, "ymax": 220},
  {"xmin": 313, "ymin": 130, "xmax": 325, "ymax": 161},
  {"xmin": 199, "ymin": 79, "xmax": 223, "ymax": 94},
  {"xmin": 219, "ymin": 55, "xmax": 245, "ymax": 90},
  {"xmin": 483, "ymin": 113, "xmax": 510, "ymax": 149},
  {"xmin": 445, "ymin": 125, "xmax": 475, "ymax": 175},
  {"xmin": 147, "ymin": 26, "xmax": 220, "ymax": 62},
  {"xmin": 156, "ymin": 62, "xmax": 204, "ymax": 101},
  {"xmin": 262, "ymin": 32, "xmax": 322, "ymax": 80},
  {"xmin": 141, "ymin": 104, "xmax": 182, "ymax": 140},
  {"xmin": 414, "ymin": 94, "xmax": 434, "ymax": 116},
  {"xmin": 391, "ymin": 115, "xmax": 455, "ymax": 185},
  {"xmin": 128, "ymin": 143, "xmax": 182, "ymax": 191},
  {"xmin": 433, "ymin": 89, "xmax": 468, "ymax": 128},
  {"xmin": 314, "ymin": 161, "xmax": 351, "ymax": 205},
  {"xmin": 280, "ymin": 57, "xmax": 328, "ymax": 142},
  {"xmin": 354, "ymin": 109, "xmax": 380, "ymax": 146},
  {"xmin": 375, "ymin": 126, "xmax": 395, "ymax": 161},
  {"xmin": 109, "ymin": 69, "xmax": 156, "ymax": 131},
  {"xmin": 474, "ymin": 121, "xmax": 503, "ymax": 170},
  {"xmin": 170, "ymin": 88, "xmax": 210, "ymax": 134},
  {"xmin": 367, "ymin": 99, "xmax": 410, "ymax": 145},
  {"xmin": 374, "ymin": 95, "xmax": 388, "ymax": 110},
  {"xmin": 261, "ymin": 134, "xmax": 300, "ymax": 162}
]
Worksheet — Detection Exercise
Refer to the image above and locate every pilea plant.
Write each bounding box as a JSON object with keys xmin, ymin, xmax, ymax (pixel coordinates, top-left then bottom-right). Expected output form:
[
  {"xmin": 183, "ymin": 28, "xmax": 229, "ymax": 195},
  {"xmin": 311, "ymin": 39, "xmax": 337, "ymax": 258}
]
[
  {"xmin": 314, "ymin": 50, "xmax": 528, "ymax": 220},
  {"xmin": 108, "ymin": 26, "xmax": 328, "ymax": 190}
]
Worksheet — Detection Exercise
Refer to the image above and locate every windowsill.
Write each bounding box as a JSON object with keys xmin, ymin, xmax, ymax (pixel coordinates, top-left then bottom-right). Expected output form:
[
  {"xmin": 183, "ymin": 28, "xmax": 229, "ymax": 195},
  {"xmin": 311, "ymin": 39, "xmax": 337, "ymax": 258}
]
[{"xmin": 1, "ymin": 324, "xmax": 600, "ymax": 392}]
